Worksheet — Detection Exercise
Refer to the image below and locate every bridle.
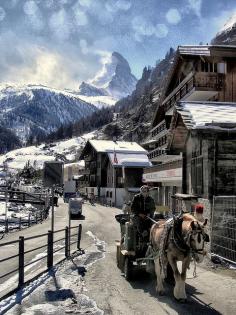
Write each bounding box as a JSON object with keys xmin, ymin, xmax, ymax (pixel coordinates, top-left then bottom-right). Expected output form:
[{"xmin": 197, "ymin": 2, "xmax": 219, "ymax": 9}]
[
  {"xmin": 184, "ymin": 228, "xmax": 207, "ymax": 255},
  {"xmin": 171, "ymin": 219, "xmax": 209, "ymax": 256}
]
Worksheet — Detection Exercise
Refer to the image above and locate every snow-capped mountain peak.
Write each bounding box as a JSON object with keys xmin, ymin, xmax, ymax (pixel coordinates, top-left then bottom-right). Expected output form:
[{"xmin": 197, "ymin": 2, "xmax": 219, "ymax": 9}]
[{"xmin": 78, "ymin": 51, "xmax": 137, "ymax": 101}]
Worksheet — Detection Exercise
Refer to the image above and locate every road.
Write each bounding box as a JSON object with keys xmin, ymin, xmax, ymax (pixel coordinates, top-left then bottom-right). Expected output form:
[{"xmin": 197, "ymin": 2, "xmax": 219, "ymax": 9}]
[{"xmin": 1, "ymin": 200, "xmax": 236, "ymax": 314}]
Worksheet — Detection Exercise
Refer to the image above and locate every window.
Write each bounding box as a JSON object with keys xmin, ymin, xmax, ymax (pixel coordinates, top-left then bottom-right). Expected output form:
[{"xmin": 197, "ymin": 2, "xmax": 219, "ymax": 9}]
[
  {"xmin": 191, "ymin": 156, "xmax": 203, "ymax": 195},
  {"xmin": 110, "ymin": 191, "xmax": 112, "ymax": 198},
  {"xmin": 201, "ymin": 61, "xmax": 218, "ymax": 73}
]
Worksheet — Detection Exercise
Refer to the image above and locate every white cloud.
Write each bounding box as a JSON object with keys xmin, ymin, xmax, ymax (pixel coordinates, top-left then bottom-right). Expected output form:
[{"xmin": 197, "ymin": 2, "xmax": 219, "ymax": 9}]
[
  {"xmin": 42, "ymin": 0, "xmax": 55, "ymax": 9},
  {"xmin": 105, "ymin": 0, "xmax": 131, "ymax": 13},
  {"xmin": 0, "ymin": 7, "xmax": 6, "ymax": 21},
  {"xmin": 74, "ymin": 8, "xmax": 88, "ymax": 26},
  {"xmin": 97, "ymin": 9, "xmax": 114, "ymax": 25},
  {"xmin": 166, "ymin": 8, "xmax": 181, "ymax": 25},
  {"xmin": 132, "ymin": 16, "xmax": 156, "ymax": 36},
  {"xmin": 155, "ymin": 24, "xmax": 169, "ymax": 38},
  {"xmin": 80, "ymin": 39, "xmax": 89, "ymax": 54},
  {"xmin": 79, "ymin": 0, "xmax": 92, "ymax": 7},
  {"xmin": 187, "ymin": 0, "xmax": 202, "ymax": 17},
  {"xmin": 132, "ymin": 16, "xmax": 168, "ymax": 40},
  {"xmin": 49, "ymin": 9, "xmax": 73, "ymax": 40},
  {"xmin": 116, "ymin": 0, "xmax": 132, "ymax": 11},
  {"xmin": 23, "ymin": 1, "xmax": 44, "ymax": 32},
  {"xmin": 5, "ymin": 0, "xmax": 19, "ymax": 9},
  {"xmin": 23, "ymin": 1, "xmax": 38, "ymax": 15}
]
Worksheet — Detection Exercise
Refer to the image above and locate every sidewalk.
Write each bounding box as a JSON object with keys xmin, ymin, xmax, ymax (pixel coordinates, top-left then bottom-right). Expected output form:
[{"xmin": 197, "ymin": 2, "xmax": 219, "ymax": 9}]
[{"xmin": 0, "ymin": 231, "xmax": 105, "ymax": 315}]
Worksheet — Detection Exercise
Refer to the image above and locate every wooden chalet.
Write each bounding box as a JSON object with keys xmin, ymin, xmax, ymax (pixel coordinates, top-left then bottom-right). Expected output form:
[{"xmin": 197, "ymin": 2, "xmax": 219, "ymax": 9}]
[
  {"xmin": 79, "ymin": 140, "xmax": 151, "ymax": 207},
  {"xmin": 142, "ymin": 45, "xmax": 236, "ymax": 210}
]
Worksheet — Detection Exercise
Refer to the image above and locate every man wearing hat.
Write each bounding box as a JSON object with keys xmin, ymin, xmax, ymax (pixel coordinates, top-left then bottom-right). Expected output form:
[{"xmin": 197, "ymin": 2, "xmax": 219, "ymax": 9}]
[{"xmin": 131, "ymin": 185, "xmax": 156, "ymax": 238}]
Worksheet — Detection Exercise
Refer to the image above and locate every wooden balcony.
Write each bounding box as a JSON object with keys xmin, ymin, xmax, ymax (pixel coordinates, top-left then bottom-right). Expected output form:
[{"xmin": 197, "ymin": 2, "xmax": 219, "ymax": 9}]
[
  {"xmin": 162, "ymin": 71, "xmax": 225, "ymax": 111},
  {"xmin": 148, "ymin": 146, "xmax": 181, "ymax": 163}
]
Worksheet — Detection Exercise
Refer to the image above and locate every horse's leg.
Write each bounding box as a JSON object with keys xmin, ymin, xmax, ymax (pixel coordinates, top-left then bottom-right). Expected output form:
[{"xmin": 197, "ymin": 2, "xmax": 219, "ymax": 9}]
[
  {"xmin": 154, "ymin": 258, "xmax": 165, "ymax": 295},
  {"xmin": 168, "ymin": 255, "xmax": 185, "ymax": 301},
  {"xmin": 179, "ymin": 257, "xmax": 191, "ymax": 301}
]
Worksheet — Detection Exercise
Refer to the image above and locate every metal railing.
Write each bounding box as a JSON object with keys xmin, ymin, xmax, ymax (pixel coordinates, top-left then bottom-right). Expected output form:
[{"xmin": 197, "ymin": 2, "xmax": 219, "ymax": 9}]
[
  {"xmin": 0, "ymin": 224, "xmax": 82, "ymax": 299},
  {"xmin": 211, "ymin": 196, "xmax": 236, "ymax": 264},
  {"xmin": 1, "ymin": 210, "xmax": 48, "ymax": 234}
]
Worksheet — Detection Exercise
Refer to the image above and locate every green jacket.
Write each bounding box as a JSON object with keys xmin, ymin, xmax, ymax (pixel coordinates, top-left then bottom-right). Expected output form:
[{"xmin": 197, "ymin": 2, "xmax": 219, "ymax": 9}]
[{"xmin": 131, "ymin": 193, "xmax": 155, "ymax": 217}]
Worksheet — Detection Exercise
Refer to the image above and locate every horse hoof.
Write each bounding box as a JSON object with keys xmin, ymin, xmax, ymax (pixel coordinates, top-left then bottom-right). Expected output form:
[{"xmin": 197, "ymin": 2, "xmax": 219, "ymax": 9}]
[{"xmin": 158, "ymin": 290, "xmax": 165, "ymax": 296}]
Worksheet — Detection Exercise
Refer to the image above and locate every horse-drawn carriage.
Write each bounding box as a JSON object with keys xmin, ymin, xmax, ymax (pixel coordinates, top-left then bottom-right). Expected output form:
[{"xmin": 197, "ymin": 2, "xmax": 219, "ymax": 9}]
[{"xmin": 115, "ymin": 194, "xmax": 210, "ymax": 301}]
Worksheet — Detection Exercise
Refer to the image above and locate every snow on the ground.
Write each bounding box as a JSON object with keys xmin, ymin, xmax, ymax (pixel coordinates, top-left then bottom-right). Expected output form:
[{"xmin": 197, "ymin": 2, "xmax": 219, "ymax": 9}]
[
  {"xmin": 0, "ymin": 131, "xmax": 97, "ymax": 170},
  {"xmin": 78, "ymin": 95, "xmax": 117, "ymax": 109},
  {"xmin": 0, "ymin": 231, "xmax": 106, "ymax": 315}
]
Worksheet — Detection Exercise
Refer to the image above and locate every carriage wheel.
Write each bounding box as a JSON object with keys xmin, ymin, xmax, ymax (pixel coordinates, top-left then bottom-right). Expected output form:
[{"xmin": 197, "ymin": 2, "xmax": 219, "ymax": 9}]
[{"xmin": 124, "ymin": 257, "xmax": 133, "ymax": 281}]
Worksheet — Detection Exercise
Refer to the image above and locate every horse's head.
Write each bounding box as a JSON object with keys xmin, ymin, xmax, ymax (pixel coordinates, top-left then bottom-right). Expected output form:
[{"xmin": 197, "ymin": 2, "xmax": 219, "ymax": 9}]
[{"xmin": 185, "ymin": 219, "xmax": 209, "ymax": 263}]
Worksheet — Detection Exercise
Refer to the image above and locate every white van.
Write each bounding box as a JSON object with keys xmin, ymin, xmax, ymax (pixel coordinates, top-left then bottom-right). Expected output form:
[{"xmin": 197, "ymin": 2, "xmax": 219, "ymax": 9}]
[{"xmin": 69, "ymin": 197, "xmax": 83, "ymax": 219}]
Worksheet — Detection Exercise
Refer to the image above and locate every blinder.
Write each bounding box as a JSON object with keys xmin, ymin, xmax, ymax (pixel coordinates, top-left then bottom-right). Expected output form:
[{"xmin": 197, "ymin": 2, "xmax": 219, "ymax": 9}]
[{"xmin": 203, "ymin": 232, "xmax": 210, "ymax": 242}]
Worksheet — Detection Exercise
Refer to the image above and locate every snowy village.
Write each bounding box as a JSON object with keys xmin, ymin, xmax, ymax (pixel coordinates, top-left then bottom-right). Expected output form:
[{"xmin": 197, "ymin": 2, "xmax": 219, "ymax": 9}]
[{"xmin": 0, "ymin": 1, "xmax": 236, "ymax": 315}]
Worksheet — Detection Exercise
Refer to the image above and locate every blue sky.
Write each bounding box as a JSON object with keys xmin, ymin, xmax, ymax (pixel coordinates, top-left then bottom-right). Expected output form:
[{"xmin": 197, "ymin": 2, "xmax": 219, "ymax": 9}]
[{"xmin": 0, "ymin": 0, "xmax": 235, "ymax": 89}]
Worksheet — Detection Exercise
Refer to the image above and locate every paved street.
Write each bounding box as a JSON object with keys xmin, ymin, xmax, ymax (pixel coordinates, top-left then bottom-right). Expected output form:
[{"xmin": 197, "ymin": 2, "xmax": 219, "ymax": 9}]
[{"xmin": 0, "ymin": 200, "xmax": 236, "ymax": 314}]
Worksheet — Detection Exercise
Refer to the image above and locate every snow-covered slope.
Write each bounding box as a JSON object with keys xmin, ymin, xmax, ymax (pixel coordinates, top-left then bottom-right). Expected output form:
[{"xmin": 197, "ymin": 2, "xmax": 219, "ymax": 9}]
[
  {"xmin": 0, "ymin": 84, "xmax": 97, "ymax": 141},
  {"xmin": 78, "ymin": 52, "xmax": 137, "ymax": 104},
  {"xmin": 77, "ymin": 95, "xmax": 117, "ymax": 109},
  {"xmin": 212, "ymin": 14, "xmax": 236, "ymax": 45},
  {"xmin": 0, "ymin": 131, "xmax": 97, "ymax": 170}
]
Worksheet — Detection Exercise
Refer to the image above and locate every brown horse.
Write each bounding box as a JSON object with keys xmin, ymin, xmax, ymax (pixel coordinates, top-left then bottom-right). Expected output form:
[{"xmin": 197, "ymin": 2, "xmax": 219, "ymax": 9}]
[{"xmin": 150, "ymin": 213, "xmax": 209, "ymax": 301}]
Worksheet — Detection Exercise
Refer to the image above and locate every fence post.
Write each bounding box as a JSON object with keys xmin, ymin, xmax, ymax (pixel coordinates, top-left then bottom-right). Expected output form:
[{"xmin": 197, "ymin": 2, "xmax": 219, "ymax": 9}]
[
  {"xmin": 5, "ymin": 219, "xmax": 8, "ymax": 233},
  {"xmin": 18, "ymin": 236, "xmax": 24, "ymax": 288},
  {"xmin": 47, "ymin": 230, "xmax": 53, "ymax": 269},
  {"xmin": 65, "ymin": 226, "xmax": 69, "ymax": 258},
  {"xmin": 77, "ymin": 224, "xmax": 82, "ymax": 250},
  {"xmin": 68, "ymin": 227, "xmax": 71, "ymax": 257}
]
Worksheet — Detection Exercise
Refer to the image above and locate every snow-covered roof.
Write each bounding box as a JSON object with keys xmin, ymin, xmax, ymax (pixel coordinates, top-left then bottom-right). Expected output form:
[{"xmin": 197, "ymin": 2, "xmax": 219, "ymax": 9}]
[
  {"xmin": 88, "ymin": 140, "xmax": 147, "ymax": 154},
  {"xmin": 178, "ymin": 45, "xmax": 211, "ymax": 56},
  {"xmin": 176, "ymin": 101, "xmax": 236, "ymax": 130},
  {"xmin": 108, "ymin": 153, "xmax": 151, "ymax": 167},
  {"xmin": 178, "ymin": 45, "xmax": 236, "ymax": 56}
]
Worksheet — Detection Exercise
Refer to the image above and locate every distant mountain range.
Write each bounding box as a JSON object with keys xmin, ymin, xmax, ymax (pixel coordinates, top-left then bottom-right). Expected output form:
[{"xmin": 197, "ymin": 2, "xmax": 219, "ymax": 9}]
[
  {"xmin": 0, "ymin": 52, "xmax": 137, "ymax": 149},
  {"xmin": 0, "ymin": 84, "xmax": 96, "ymax": 142}
]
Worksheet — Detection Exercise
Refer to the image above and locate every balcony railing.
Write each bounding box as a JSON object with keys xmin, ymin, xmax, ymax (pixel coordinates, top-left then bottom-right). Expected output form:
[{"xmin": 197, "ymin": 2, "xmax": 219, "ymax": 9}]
[
  {"xmin": 148, "ymin": 148, "xmax": 167, "ymax": 160},
  {"xmin": 162, "ymin": 71, "xmax": 225, "ymax": 111}
]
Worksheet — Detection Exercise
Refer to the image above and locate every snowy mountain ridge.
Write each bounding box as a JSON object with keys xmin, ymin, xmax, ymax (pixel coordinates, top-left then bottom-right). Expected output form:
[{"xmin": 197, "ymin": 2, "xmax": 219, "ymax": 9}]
[{"xmin": 212, "ymin": 13, "xmax": 236, "ymax": 45}]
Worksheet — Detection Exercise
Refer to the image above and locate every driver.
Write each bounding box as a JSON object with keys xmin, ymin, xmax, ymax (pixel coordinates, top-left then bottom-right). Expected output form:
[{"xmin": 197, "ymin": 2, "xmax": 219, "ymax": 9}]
[{"xmin": 131, "ymin": 185, "xmax": 156, "ymax": 238}]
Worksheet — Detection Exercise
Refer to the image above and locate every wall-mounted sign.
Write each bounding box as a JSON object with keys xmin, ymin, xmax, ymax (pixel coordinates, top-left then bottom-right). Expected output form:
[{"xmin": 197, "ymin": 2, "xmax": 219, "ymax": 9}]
[{"xmin": 143, "ymin": 167, "xmax": 182, "ymax": 183}]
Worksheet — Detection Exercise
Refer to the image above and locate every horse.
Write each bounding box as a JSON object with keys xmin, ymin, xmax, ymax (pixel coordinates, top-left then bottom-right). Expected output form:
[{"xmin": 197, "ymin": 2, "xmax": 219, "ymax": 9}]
[{"xmin": 150, "ymin": 213, "xmax": 209, "ymax": 302}]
